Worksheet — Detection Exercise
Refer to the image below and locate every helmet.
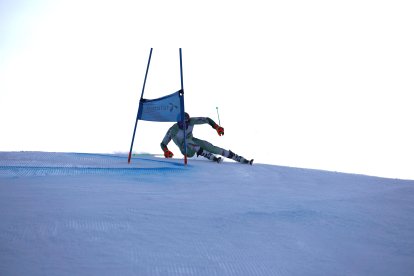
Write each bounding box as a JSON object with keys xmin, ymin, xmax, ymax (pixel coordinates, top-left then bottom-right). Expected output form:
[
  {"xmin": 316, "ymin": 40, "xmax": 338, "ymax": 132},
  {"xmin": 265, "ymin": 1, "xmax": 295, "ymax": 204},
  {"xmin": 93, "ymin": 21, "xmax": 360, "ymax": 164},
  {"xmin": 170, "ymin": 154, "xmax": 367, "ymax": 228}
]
[
  {"xmin": 177, "ymin": 112, "xmax": 190, "ymax": 129},
  {"xmin": 177, "ymin": 112, "xmax": 190, "ymax": 123}
]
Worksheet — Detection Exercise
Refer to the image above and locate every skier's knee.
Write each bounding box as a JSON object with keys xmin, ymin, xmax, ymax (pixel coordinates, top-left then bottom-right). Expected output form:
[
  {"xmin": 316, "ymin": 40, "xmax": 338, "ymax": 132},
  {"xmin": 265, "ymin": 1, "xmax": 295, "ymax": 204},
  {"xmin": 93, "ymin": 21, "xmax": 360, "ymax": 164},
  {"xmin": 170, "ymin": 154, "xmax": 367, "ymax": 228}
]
[{"xmin": 182, "ymin": 148, "xmax": 196, "ymax": 157}]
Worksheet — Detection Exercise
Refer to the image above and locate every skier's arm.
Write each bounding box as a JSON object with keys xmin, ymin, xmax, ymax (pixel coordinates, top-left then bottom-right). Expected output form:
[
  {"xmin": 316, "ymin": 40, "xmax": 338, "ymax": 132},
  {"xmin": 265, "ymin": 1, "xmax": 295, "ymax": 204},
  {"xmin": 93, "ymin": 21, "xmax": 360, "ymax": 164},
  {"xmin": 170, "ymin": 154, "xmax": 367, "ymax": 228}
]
[
  {"xmin": 191, "ymin": 117, "xmax": 224, "ymax": 136},
  {"xmin": 160, "ymin": 125, "xmax": 180, "ymax": 158},
  {"xmin": 160, "ymin": 126, "xmax": 174, "ymax": 152},
  {"xmin": 190, "ymin": 117, "xmax": 217, "ymax": 128}
]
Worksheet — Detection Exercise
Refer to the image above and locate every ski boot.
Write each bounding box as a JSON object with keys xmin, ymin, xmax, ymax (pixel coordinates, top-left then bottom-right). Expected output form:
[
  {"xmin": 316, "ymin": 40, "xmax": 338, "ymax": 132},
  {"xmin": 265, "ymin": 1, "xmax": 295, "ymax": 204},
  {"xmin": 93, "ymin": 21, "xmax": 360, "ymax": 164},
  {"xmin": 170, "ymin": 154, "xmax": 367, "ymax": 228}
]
[
  {"xmin": 197, "ymin": 148, "xmax": 222, "ymax": 163},
  {"xmin": 226, "ymin": 150, "xmax": 253, "ymax": 165}
]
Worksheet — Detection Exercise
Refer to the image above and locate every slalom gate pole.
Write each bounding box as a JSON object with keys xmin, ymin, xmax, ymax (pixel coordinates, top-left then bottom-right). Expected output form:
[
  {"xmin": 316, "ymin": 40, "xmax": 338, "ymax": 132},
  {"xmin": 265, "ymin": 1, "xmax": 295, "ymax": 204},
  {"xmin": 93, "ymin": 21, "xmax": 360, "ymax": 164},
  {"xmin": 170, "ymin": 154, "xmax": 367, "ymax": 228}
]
[
  {"xmin": 128, "ymin": 48, "xmax": 153, "ymax": 163},
  {"xmin": 179, "ymin": 48, "xmax": 187, "ymax": 165}
]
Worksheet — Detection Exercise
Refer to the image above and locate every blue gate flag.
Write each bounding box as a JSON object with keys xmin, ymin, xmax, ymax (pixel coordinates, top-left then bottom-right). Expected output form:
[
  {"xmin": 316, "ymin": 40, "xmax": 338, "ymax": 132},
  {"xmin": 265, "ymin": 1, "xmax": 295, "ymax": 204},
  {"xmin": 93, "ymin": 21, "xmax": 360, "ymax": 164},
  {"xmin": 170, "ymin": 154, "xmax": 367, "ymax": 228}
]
[{"xmin": 137, "ymin": 90, "xmax": 184, "ymax": 122}]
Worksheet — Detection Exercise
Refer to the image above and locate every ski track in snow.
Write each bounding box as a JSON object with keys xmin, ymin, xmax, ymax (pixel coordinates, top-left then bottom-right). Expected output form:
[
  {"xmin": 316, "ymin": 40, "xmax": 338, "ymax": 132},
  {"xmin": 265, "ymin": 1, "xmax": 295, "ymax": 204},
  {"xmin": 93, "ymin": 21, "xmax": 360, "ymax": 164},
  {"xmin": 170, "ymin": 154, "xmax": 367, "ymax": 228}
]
[
  {"xmin": 0, "ymin": 152, "xmax": 414, "ymax": 276},
  {"xmin": 0, "ymin": 152, "xmax": 185, "ymax": 176}
]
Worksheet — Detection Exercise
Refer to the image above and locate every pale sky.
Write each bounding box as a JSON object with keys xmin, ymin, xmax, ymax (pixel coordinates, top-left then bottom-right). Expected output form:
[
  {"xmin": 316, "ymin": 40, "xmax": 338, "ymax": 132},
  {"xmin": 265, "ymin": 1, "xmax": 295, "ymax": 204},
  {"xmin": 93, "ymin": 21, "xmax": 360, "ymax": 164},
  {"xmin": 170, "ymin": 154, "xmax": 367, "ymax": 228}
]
[{"xmin": 1, "ymin": 0, "xmax": 413, "ymax": 179}]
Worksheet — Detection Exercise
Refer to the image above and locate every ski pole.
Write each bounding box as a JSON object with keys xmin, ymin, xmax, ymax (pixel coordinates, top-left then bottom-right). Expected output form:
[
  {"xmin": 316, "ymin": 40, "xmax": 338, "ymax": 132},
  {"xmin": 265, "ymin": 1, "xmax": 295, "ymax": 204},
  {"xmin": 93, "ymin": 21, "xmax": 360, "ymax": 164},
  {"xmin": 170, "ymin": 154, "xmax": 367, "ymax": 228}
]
[{"xmin": 216, "ymin": 107, "xmax": 221, "ymax": 126}]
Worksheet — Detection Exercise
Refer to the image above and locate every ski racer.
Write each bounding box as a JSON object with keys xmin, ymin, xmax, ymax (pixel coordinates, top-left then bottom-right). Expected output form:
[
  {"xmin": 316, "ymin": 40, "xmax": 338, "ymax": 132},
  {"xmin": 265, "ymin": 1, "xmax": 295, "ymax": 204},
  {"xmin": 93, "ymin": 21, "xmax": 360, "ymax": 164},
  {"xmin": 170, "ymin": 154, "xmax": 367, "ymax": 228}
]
[{"xmin": 160, "ymin": 112, "xmax": 253, "ymax": 164}]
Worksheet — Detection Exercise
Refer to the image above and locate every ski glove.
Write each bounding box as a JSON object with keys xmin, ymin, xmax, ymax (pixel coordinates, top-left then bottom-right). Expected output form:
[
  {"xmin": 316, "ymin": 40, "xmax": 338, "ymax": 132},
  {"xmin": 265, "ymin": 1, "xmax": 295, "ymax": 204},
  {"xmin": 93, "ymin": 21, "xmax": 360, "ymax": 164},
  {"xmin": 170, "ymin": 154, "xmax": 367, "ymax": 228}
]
[
  {"xmin": 214, "ymin": 124, "xmax": 224, "ymax": 136},
  {"xmin": 163, "ymin": 149, "xmax": 174, "ymax": 158}
]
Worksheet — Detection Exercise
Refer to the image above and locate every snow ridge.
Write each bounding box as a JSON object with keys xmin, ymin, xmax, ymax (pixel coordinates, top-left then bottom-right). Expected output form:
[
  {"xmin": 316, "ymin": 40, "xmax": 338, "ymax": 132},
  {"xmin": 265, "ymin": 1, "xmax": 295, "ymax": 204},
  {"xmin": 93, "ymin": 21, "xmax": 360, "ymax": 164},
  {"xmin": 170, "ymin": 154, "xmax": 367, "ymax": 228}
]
[{"xmin": 0, "ymin": 152, "xmax": 413, "ymax": 276}]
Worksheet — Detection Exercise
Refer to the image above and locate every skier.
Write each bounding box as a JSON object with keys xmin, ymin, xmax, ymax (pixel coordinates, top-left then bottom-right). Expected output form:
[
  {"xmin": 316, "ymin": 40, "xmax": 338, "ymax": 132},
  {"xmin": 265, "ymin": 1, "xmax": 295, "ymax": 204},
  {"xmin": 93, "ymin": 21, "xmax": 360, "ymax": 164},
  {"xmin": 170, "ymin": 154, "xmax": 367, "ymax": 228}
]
[{"xmin": 160, "ymin": 112, "xmax": 253, "ymax": 164}]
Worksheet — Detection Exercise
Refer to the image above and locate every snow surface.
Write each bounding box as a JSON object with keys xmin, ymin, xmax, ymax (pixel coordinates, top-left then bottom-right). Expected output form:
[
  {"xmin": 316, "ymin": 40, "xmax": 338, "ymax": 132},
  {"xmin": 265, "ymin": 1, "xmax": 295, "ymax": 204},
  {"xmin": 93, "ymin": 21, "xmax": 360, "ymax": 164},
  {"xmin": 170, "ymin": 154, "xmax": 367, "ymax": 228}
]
[{"xmin": 0, "ymin": 152, "xmax": 413, "ymax": 276}]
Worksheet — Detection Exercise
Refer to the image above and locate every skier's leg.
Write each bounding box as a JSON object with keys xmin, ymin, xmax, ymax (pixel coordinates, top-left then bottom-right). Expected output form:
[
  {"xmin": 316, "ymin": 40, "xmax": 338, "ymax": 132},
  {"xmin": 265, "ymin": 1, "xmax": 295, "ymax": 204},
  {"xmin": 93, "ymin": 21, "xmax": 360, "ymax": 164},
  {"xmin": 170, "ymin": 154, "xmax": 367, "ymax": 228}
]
[
  {"xmin": 191, "ymin": 138, "xmax": 222, "ymax": 163},
  {"xmin": 179, "ymin": 138, "xmax": 197, "ymax": 157},
  {"xmin": 192, "ymin": 138, "xmax": 226, "ymax": 156},
  {"xmin": 192, "ymin": 138, "xmax": 252, "ymax": 164}
]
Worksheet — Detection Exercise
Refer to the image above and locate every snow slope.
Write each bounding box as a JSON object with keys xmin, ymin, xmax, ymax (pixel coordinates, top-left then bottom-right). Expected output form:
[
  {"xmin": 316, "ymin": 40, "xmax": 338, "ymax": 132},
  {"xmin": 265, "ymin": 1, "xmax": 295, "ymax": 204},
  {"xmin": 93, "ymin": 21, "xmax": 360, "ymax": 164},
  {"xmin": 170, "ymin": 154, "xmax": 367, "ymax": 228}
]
[{"xmin": 0, "ymin": 152, "xmax": 413, "ymax": 276}]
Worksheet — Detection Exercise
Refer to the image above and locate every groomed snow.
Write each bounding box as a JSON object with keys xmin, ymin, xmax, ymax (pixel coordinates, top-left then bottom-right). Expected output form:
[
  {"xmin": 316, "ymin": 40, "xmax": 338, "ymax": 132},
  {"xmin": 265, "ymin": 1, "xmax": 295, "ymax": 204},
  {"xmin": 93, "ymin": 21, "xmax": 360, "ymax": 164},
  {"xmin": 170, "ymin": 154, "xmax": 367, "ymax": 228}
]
[{"xmin": 0, "ymin": 152, "xmax": 413, "ymax": 276}]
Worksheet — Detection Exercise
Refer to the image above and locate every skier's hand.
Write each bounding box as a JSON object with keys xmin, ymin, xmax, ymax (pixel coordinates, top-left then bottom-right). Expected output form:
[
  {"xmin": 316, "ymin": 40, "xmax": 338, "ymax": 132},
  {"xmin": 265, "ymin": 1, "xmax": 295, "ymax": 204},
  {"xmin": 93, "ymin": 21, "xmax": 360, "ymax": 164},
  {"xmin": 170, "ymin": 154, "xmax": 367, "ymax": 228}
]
[
  {"xmin": 214, "ymin": 124, "xmax": 224, "ymax": 136},
  {"xmin": 163, "ymin": 150, "xmax": 174, "ymax": 158}
]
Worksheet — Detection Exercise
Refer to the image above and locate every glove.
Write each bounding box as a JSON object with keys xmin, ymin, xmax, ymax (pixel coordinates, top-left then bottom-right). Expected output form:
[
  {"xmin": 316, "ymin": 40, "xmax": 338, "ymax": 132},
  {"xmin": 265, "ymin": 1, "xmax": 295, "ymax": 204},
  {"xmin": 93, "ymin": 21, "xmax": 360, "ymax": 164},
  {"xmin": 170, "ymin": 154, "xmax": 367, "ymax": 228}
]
[
  {"xmin": 214, "ymin": 124, "xmax": 224, "ymax": 136},
  {"xmin": 163, "ymin": 149, "xmax": 174, "ymax": 158}
]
